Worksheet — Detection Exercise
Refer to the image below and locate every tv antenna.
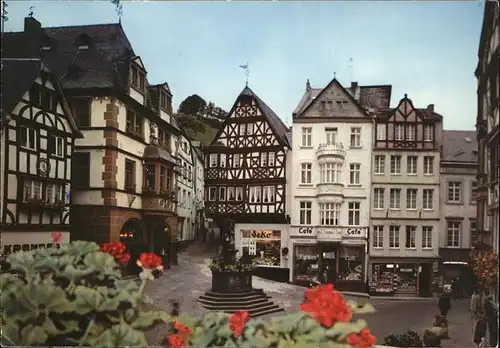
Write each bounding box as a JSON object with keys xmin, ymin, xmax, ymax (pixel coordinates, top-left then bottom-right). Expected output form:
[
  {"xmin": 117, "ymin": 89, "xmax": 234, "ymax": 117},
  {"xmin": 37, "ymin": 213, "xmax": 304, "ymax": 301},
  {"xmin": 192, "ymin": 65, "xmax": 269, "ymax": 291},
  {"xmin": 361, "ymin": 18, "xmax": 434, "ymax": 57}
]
[{"xmin": 1, "ymin": 0, "xmax": 8, "ymax": 33}]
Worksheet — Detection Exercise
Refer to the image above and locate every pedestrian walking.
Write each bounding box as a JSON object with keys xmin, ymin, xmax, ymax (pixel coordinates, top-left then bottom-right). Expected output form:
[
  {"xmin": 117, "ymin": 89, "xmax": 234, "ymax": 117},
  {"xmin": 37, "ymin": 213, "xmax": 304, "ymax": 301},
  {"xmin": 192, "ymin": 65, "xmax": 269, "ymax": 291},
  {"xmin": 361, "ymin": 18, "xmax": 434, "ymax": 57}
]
[
  {"xmin": 470, "ymin": 287, "xmax": 483, "ymax": 338},
  {"xmin": 473, "ymin": 315, "xmax": 488, "ymax": 348},
  {"xmin": 438, "ymin": 292, "xmax": 452, "ymax": 318}
]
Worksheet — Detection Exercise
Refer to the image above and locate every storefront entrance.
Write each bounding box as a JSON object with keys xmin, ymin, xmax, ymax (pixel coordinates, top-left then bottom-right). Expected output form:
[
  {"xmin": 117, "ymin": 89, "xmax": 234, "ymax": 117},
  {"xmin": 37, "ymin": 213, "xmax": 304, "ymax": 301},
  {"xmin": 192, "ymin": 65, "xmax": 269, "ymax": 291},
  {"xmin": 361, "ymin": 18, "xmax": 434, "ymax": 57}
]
[{"xmin": 120, "ymin": 219, "xmax": 147, "ymax": 275}]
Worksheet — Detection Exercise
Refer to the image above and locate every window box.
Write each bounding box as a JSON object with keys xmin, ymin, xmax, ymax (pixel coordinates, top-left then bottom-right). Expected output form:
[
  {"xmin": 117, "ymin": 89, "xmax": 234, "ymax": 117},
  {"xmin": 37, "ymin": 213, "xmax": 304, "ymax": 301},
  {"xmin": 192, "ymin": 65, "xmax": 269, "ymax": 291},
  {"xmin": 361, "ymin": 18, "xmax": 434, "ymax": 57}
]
[
  {"xmin": 22, "ymin": 198, "xmax": 47, "ymax": 211},
  {"xmin": 142, "ymin": 185, "xmax": 156, "ymax": 194},
  {"xmin": 47, "ymin": 200, "xmax": 66, "ymax": 211}
]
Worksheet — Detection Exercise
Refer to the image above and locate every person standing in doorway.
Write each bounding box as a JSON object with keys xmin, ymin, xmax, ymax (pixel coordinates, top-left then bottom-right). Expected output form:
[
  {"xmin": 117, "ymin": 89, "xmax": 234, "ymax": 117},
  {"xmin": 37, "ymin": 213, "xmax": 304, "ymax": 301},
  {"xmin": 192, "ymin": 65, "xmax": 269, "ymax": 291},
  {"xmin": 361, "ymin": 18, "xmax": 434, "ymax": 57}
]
[{"xmin": 438, "ymin": 292, "xmax": 452, "ymax": 318}]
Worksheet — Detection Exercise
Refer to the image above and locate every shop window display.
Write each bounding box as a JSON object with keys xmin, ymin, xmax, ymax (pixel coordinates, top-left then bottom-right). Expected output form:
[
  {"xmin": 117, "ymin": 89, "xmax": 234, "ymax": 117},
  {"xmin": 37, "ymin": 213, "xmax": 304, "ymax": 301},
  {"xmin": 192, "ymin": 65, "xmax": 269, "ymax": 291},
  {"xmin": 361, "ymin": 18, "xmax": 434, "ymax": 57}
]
[
  {"xmin": 338, "ymin": 246, "xmax": 364, "ymax": 281},
  {"xmin": 393, "ymin": 264, "xmax": 418, "ymax": 293},
  {"xmin": 294, "ymin": 245, "xmax": 319, "ymax": 282},
  {"xmin": 240, "ymin": 230, "xmax": 281, "ymax": 267}
]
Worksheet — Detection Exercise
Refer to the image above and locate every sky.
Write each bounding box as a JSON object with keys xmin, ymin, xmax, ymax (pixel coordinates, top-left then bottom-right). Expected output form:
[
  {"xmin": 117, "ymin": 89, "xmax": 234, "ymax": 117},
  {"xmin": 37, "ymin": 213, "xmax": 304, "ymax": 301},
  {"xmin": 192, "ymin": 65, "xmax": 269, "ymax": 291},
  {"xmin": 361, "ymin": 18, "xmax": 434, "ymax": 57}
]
[{"xmin": 4, "ymin": 1, "xmax": 485, "ymax": 130}]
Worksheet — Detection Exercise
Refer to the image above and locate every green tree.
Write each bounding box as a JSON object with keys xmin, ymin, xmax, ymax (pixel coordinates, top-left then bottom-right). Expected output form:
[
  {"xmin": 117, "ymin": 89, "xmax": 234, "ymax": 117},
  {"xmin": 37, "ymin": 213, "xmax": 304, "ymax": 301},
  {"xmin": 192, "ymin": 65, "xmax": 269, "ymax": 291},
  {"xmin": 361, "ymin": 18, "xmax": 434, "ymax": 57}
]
[{"xmin": 178, "ymin": 94, "xmax": 207, "ymax": 115}]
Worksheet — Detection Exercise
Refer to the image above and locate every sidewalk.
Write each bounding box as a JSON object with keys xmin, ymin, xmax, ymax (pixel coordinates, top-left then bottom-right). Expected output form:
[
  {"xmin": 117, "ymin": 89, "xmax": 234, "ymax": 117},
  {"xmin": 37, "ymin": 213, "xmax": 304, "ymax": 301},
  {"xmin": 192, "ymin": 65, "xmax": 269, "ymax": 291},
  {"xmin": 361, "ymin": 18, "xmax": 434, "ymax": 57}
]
[{"xmin": 440, "ymin": 299, "xmax": 472, "ymax": 348}]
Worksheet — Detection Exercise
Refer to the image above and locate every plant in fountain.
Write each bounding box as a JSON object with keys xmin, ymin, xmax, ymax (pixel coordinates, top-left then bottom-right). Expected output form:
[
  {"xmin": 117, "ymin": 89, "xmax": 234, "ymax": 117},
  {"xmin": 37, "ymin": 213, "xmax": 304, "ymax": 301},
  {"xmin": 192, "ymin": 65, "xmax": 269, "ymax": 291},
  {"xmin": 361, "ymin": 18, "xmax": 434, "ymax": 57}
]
[
  {"xmin": 0, "ymin": 235, "xmax": 171, "ymax": 346},
  {"xmin": 164, "ymin": 283, "xmax": 377, "ymax": 348}
]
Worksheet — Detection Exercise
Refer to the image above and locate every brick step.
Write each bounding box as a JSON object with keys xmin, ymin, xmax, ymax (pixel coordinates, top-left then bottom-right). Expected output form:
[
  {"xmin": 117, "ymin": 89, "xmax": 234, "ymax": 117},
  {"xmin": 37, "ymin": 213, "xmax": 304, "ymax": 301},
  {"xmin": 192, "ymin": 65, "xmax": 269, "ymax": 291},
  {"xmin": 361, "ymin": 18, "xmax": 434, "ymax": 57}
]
[
  {"xmin": 198, "ymin": 296, "xmax": 270, "ymax": 306},
  {"xmin": 204, "ymin": 291, "xmax": 258, "ymax": 298},
  {"xmin": 248, "ymin": 305, "xmax": 285, "ymax": 318},
  {"xmin": 198, "ymin": 298, "xmax": 273, "ymax": 310},
  {"xmin": 199, "ymin": 292, "xmax": 271, "ymax": 302}
]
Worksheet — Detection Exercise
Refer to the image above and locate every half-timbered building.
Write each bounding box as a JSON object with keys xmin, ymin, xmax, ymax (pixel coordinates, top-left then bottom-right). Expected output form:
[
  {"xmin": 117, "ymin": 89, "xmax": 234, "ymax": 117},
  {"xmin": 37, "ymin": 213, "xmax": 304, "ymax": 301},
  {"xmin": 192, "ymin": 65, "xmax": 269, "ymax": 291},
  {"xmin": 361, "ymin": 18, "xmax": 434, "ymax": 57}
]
[
  {"xmin": 3, "ymin": 17, "xmax": 182, "ymax": 270},
  {"xmin": 0, "ymin": 58, "xmax": 82, "ymax": 255},
  {"xmin": 369, "ymin": 95, "xmax": 443, "ymax": 297},
  {"xmin": 204, "ymin": 86, "xmax": 291, "ymax": 279},
  {"xmin": 290, "ymin": 78, "xmax": 390, "ymax": 291}
]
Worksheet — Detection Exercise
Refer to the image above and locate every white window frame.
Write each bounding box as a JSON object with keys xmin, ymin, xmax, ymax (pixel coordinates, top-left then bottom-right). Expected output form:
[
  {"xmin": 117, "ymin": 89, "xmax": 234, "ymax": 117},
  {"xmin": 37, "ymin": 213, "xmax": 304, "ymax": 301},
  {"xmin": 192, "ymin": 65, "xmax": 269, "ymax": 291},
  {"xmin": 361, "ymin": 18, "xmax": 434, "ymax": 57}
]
[
  {"xmin": 406, "ymin": 124, "xmax": 416, "ymax": 141},
  {"xmin": 49, "ymin": 135, "xmax": 64, "ymax": 157},
  {"xmin": 447, "ymin": 182, "xmax": 462, "ymax": 203},
  {"xmin": 446, "ymin": 221, "xmax": 461, "ymax": 247},
  {"xmin": 405, "ymin": 226, "xmax": 416, "ymax": 249},
  {"xmin": 424, "ymin": 125, "xmax": 433, "ymax": 142},
  {"xmin": 423, "ymin": 189, "xmax": 434, "ymax": 210},
  {"xmin": 219, "ymin": 154, "xmax": 226, "ymax": 168},
  {"xmin": 233, "ymin": 154, "xmax": 241, "ymax": 168},
  {"xmin": 347, "ymin": 202, "xmax": 360, "ymax": 226},
  {"xmin": 395, "ymin": 124, "xmax": 404, "ymax": 141},
  {"xmin": 268, "ymin": 152, "xmax": 275, "ymax": 167},
  {"xmin": 301, "ymin": 127, "xmax": 312, "ymax": 147},
  {"xmin": 349, "ymin": 163, "xmax": 361, "ymax": 185},
  {"xmin": 299, "ymin": 201, "xmax": 312, "ymax": 225},
  {"xmin": 23, "ymin": 180, "xmax": 42, "ymax": 202},
  {"xmin": 350, "ymin": 127, "xmax": 361, "ymax": 148},
  {"xmin": 389, "ymin": 226, "xmax": 400, "ymax": 248},
  {"xmin": 260, "ymin": 152, "xmax": 267, "ymax": 167},
  {"xmin": 235, "ymin": 187, "xmax": 243, "ymax": 201},
  {"xmin": 406, "ymin": 156, "xmax": 417, "ymax": 175},
  {"xmin": 209, "ymin": 154, "xmax": 217, "ymax": 168},
  {"xmin": 372, "ymin": 225, "xmax": 384, "ymax": 248},
  {"xmin": 20, "ymin": 126, "xmax": 37, "ymax": 150},
  {"xmin": 422, "ymin": 226, "xmax": 433, "ymax": 249},
  {"xmin": 390, "ymin": 155, "xmax": 401, "ymax": 174},
  {"xmin": 374, "ymin": 155, "xmax": 385, "ymax": 174},
  {"xmin": 320, "ymin": 163, "xmax": 341, "ymax": 184},
  {"xmin": 376, "ymin": 123, "xmax": 386, "ymax": 140},
  {"xmin": 406, "ymin": 189, "xmax": 417, "ymax": 210},
  {"xmin": 319, "ymin": 202, "xmax": 341, "ymax": 226},
  {"xmin": 300, "ymin": 163, "xmax": 312, "ymax": 184},
  {"xmin": 470, "ymin": 219, "xmax": 477, "ymax": 245},
  {"xmin": 423, "ymin": 156, "xmax": 434, "ymax": 175},
  {"xmin": 390, "ymin": 189, "xmax": 401, "ymax": 210},
  {"xmin": 219, "ymin": 186, "xmax": 226, "ymax": 201},
  {"xmin": 208, "ymin": 187, "xmax": 217, "ymax": 201},
  {"xmin": 471, "ymin": 180, "xmax": 478, "ymax": 203},
  {"xmin": 373, "ymin": 188, "xmax": 384, "ymax": 210},
  {"xmin": 45, "ymin": 183, "xmax": 63, "ymax": 203},
  {"xmin": 325, "ymin": 128, "xmax": 337, "ymax": 145}
]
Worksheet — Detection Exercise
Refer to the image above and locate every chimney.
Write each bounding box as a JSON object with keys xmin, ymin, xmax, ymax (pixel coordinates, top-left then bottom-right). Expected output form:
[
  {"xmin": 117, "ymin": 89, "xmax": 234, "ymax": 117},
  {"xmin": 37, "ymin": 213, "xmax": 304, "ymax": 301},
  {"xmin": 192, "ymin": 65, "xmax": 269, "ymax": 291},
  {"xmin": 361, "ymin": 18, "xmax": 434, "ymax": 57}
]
[
  {"xmin": 23, "ymin": 17, "xmax": 43, "ymax": 58},
  {"xmin": 24, "ymin": 17, "xmax": 42, "ymax": 35},
  {"xmin": 427, "ymin": 104, "xmax": 434, "ymax": 116},
  {"xmin": 350, "ymin": 81, "xmax": 360, "ymax": 101},
  {"xmin": 351, "ymin": 81, "xmax": 358, "ymax": 90},
  {"xmin": 306, "ymin": 79, "xmax": 311, "ymax": 91}
]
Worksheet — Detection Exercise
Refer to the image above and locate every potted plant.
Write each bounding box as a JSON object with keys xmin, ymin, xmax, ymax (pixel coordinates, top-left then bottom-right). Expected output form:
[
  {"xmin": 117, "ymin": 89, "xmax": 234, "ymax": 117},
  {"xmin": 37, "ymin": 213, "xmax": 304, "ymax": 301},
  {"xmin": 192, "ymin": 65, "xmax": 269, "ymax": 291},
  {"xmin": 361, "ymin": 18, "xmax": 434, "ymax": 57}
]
[
  {"xmin": 430, "ymin": 315, "xmax": 449, "ymax": 339},
  {"xmin": 423, "ymin": 329, "xmax": 442, "ymax": 347}
]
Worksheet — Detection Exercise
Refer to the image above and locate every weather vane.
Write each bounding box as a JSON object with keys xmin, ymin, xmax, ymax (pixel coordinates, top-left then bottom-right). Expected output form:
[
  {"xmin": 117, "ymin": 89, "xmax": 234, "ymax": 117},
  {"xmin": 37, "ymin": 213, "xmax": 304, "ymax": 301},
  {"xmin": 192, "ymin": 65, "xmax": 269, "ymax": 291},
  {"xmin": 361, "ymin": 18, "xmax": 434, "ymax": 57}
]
[
  {"xmin": 111, "ymin": 0, "xmax": 123, "ymax": 22},
  {"xmin": 239, "ymin": 63, "xmax": 250, "ymax": 86},
  {"xmin": 28, "ymin": 5, "xmax": 34, "ymax": 18},
  {"xmin": 1, "ymin": 0, "xmax": 9, "ymax": 33}
]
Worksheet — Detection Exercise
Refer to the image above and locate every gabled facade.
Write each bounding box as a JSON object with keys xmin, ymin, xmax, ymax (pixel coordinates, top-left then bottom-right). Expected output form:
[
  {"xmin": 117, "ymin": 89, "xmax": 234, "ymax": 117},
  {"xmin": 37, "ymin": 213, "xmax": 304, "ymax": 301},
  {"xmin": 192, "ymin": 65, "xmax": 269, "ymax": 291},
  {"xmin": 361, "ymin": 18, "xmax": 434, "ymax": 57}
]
[
  {"xmin": 204, "ymin": 86, "xmax": 291, "ymax": 277},
  {"xmin": 439, "ymin": 130, "xmax": 478, "ymax": 292},
  {"xmin": 0, "ymin": 58, "xmax": 82, "ymax": 254},
  {"xmin": 289, "ymin": 78, "xmax": 389, "ymax": 291},
  {"xmin": 3, "ymin": 17, "xmax": 182, "ymax": 271},
  {"xmin": 369, "ymin": 95, "xmax": 442, "ymax": 297},
  {"xmin": 475, "ymin": 0, "xmax": 499, "ymax": 254}
]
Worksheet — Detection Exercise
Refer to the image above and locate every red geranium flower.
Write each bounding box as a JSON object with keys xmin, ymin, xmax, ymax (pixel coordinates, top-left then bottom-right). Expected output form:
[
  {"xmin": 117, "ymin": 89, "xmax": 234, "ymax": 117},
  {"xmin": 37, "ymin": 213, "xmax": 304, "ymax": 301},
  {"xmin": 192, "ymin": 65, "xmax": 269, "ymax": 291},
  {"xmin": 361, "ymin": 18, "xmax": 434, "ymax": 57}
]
[
  {"xmin": 167, "ymin": 334, "xmax": 185, "ymax": 348},
  {"xmin": 100, "ymin": 242, "xmax": 130, "ymax": 265},
  {"xmin": 137, "ymin": 252, "xmax": 163, "ymax": 270},
  {"xmin": 299, "ymin": 283, "xmax": 352, "ymax": 327},
  {"xmin": 346, "ymin": 328, "xmax": 377, "ymax": 348},
  {"xmin": 174, "ymin": 321, "xmax": 191, "ymax": 335},
  {"xmin": 229, "ymin": 311, "xmax": 249, "ymax": 338},
  {"xmin": 51, "ymin": 232, "xmax": 63, "ymax": 244}
]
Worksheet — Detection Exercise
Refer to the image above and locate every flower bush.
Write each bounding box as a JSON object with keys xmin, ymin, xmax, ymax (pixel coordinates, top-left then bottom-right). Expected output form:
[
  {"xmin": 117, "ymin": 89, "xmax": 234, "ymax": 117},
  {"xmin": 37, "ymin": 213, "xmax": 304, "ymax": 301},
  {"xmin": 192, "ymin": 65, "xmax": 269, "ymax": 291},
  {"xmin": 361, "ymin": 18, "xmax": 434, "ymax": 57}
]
[
  {"xmin": 0, "ymin": 239, "xmax": 171, "ymax": 346},
  {"xmin": 471, "ymin": 250, "xmax": 499, "ymax": 288},
  {"xmin": 383, "ymin": 330, "xmax": 423, "ymax": 347},
  {"xmin": 209, "ymin": 256, "xmax": 255, "ymax": 272},
  {"xmin": 163, "ymin": 283, "xmax": 377, "ymax": 348}
]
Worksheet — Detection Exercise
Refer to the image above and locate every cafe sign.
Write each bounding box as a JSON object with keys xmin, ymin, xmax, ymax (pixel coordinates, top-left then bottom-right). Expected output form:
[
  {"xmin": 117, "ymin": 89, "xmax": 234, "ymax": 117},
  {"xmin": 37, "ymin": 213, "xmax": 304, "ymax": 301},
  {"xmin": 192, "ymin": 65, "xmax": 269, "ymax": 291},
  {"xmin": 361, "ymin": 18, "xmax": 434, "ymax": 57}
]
[
  {"xmin": 290, "ymin": 227, "xmax": 317, "ymax": 238},
  {"xmin": 342, "ymin": 227, "xmax": 367, "ymax": 239}
]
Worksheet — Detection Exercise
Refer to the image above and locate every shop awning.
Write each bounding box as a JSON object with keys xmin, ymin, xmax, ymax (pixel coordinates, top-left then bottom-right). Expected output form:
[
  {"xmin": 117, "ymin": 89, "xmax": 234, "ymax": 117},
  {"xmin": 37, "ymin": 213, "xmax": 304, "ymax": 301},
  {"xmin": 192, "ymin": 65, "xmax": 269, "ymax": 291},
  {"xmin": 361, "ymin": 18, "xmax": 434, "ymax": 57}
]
[{"xmin": 438, "ymin": 248, "xmax": 472, "ymax": 263}]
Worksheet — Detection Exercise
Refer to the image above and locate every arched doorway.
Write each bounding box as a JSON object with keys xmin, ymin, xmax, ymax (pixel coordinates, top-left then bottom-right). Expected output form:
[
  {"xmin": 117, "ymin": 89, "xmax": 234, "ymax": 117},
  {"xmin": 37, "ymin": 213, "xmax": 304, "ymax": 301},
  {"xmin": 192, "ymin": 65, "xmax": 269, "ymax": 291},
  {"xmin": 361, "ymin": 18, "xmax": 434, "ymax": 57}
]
[
  {"xmin": 120, "ymin": 219, "xmax": 147, "ymax": 275},
  {"xmin": 152, "ymin": 222, "xmax": 171, "ymax": 268}
]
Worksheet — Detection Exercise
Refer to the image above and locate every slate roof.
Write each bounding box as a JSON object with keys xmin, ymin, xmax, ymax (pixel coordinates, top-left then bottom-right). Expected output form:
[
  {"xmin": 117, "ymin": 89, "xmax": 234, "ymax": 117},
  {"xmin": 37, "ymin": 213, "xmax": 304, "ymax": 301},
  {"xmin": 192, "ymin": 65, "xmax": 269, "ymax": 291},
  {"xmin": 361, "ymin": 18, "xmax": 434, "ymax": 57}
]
[
  {"xmin": 238, "ymin": 86, "xmax": 291, "ymax": 148},
  {"xmin": 1, "ymin": 59, "xmax": 42, "ymax": 117},
  {"xmin": 292, "ymin": 80, "xmax": 392, "ymax": 116},
  {"xmin": 442, "ymin": 130, "xmax": 478, "ymax": 163}
]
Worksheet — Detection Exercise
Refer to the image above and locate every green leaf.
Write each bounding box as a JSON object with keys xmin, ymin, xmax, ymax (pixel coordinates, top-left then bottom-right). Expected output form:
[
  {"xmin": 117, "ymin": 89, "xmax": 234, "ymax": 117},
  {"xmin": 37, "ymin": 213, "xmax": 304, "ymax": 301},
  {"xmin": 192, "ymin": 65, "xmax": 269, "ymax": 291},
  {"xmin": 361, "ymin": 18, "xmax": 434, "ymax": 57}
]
[
  {"xmin": 59, "ymin": 264, "xmax": 95, "ymax": 280},
  {"xmin": 346, "ymin": 300, "xmax": 376, "ymax": 314},
  {"xmin": 296, "ymin": 316, "xmax": 319, "ymax": 334},
  {"xmin": 25, "ymin": 283, "xmax": 73, "ymax": 313},
  {"xmin": 74, "ymin": 285, "xmax": 104, "ymax": 314},
  {"xmin": 124, "ymin": 308, "xmax": 136, "ymax": 323},
  {"xmin": 324, "ymin": 319, "xmax": 367, "ymax": 341},
  {"xmin": 93, "ymin": 324, "xmax": 148, "ymax": 347},
  {"xmin": 20, "ymin": 325, "xmax": 48, "ymax": 346},
  {"xmin": 295, "ymin": 326, "xmax": 326, "ymax": 342},
  {"xmin": 98, "ymin": 290, "xmax": 132, "ymax": 312},
  {"xmin": 130, "ymin": 311, "xmax": 171, "ymax": 330},
  {"xmin": 269, "ymin": 312, "xmax": 304, "ymax": 333},
  {"xmin": 1, "ymin": 321, "xmax": 20, "ymax": 346},
  {"xmin": 83, "ymin": 252, "xmax": 118, "ymax": 275}
]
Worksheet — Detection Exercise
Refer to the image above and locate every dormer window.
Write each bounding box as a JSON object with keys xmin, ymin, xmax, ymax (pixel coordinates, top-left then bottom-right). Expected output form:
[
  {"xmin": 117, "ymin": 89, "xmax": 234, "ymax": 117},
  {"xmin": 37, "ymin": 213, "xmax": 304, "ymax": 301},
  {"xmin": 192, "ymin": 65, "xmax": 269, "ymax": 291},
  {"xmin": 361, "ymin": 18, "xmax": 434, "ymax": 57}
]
[
  {"xmin": 77, "ymin": 33, "xmax": 92, "ymax": 50},
  {"xmin": 160, "ymin": 90, "xmax": 172, "ymax": 113},
  {"xmin": 130, "ymin": 65, "xmax": 145, "ymax": 93}
]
